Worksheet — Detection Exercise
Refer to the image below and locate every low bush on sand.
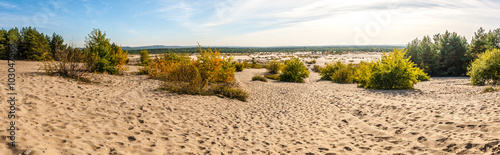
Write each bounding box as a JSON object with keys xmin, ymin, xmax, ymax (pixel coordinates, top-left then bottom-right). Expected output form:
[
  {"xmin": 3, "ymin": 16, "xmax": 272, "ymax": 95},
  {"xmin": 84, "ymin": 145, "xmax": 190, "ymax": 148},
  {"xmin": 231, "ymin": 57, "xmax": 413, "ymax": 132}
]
[
  {"xmin": 279, "ymin": 58, "xmax": 309, "ymax": 83},
  {"xmin": 482, "ymin": 86, "xmax": 499, "ymax": 93},
  {"xmin": 468, "ymin": 48, "xmax": 500, "ymax": 85},
  {"xmin": 311, "ymin": 65, "xmax": 321, "ymax": 72},
  {"xmin": 306, "ymin": 59, "xmax": 316, "ymax": 64},
  {"xmin": 266, "ymin": 60, "xmax": 283, "ymax": 74},
  {"xmin": 143, "ymin": 44, "xmax": 248, "ymax": 101},
  {"xmin": 234, "ymin": 62, "xmax": 245, "ymax": 72},
  {"xmin": 266, "ymin": 74, "xmax": 280, "ymax": 80},
  {"xmin": 41, "ymin": 46, "xmax": 90, "ymax": 82},
  {"xmin": 252, "ymin": 74, "xmax": 268, "ymax": 82},
  {"xmin": 355, "ymin": 48, "xmax": 429, "ymax": 89},
  {"xmin": 140, "ymin": 50, "xmax": 151, "ymax": 65}
]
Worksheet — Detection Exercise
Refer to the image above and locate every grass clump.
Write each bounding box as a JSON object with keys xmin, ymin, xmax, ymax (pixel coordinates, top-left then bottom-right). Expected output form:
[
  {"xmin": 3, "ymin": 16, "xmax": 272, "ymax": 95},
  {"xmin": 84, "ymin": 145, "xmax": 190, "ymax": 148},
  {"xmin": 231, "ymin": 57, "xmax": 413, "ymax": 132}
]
[
  {"xmin": 482, "ymin": 86, "xmax": 499, "ymax": 93},
  {"xmin": 306, "ymin": 59, "xmax": 316, "ymax": 64},
  {"xmin": 252, "ymin": 74, "xmax": 268, "ymax": 82},
  {"xmin": 468, "ymin": 48, "xmax": 500, "ymax": 85},
  {"xmin": 266, "ymin": 74, "xmax": 280, "ymax": 80},
  {"xmin": 210, "ymin": 84, "xmax": 248, "ymax": 101},
  {"xmin": 143, "ymin": 44, "xmax": 248, "ymax": 101},
  {"xmin": 279, "ymin": 58, "xmax": 309, "ymax": 82}
]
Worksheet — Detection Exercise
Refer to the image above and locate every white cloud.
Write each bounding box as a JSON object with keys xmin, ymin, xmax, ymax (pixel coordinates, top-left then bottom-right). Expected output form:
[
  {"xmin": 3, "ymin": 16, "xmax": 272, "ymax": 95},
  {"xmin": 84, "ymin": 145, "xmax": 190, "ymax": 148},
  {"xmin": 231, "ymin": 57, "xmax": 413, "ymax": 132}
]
[{"xmin": 0, "ymin": 1, "xmax": 17, "ymax": 9}]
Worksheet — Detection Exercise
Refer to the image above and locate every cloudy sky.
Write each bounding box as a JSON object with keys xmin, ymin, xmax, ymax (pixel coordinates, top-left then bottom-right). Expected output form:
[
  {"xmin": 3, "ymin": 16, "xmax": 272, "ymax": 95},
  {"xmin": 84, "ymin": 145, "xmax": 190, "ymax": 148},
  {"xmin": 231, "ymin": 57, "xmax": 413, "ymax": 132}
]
[{"xmin": 1, "ymin": 0, "xmax": 499, "ymax": 47}]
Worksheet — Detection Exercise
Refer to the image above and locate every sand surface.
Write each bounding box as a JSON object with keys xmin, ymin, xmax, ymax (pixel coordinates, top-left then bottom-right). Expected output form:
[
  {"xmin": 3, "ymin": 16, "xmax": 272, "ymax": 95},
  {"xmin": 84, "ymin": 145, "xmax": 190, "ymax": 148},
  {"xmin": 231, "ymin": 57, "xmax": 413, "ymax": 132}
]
[{"xmin": 0, "ymin": 60, "xmax": 499, "ymax": 154}]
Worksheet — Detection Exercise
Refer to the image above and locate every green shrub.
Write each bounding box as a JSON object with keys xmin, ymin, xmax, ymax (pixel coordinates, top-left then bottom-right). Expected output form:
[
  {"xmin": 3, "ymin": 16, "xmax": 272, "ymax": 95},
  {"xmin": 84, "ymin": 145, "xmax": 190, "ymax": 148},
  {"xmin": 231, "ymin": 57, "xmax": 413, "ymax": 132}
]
[
  {"xmin": 234, "ymin": 62, "xmax": 245, "ymax": 72},
  {"xmin": 468, "ymin": 48, "xmax": 500, "ymax": 85},
  {"xmin": 355, "ymin": 48, "xmax": 427, "ymax": 89},
  {"xmin": 252, "ymin": 74, "xmax": 268, "ymax": 82},
  {"xmin": 140, "ymin": 50, "xmax": 151, "ymax": 65},
  {"xmin": 242, "ymin": 61, "xmax": 250, "ymax": 68},
  {"xmin": 330, "ymin": 64, "xmax": 357, "ymax": 83},
  {"xmin": 279, "ymin": 58, "xmax": 309, "ymax": 82},
  {"xmin": 267, "ymin": 60, "xmax": 283, "ymax": 74},
  {"xmin": 84, "ymin": 29, "xmax": 128, "ymax": 75},
  {"xmin": 319, "ymin": 61, "xmax": 344, "ymax": 81}
]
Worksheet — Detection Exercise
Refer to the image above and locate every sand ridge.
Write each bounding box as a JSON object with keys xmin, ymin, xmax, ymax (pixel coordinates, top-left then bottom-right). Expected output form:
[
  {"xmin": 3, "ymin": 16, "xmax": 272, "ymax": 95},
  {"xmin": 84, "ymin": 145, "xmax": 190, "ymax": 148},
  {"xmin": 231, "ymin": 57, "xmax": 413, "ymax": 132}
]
[{"xmin": 0, "ymin": 60, "xmax": 499, "ymax": 154}]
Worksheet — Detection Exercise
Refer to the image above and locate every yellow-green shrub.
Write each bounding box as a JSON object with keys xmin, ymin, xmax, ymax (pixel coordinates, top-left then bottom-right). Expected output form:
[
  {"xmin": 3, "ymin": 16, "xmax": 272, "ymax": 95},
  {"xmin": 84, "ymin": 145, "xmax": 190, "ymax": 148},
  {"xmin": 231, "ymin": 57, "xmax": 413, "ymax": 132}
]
[
  {"xmin": 140, "ymin": 50, "xmax": 151, "ymax": 65},
  {"xmin": 267, "ymin": 60, "xmax": 283, "ymax": 74},
  {"xmin": 252, "ymin": 74, "xmax": 268, "ymax": 82},
  {"xmin": 266, "ymin": 74, "xmax": 280, "ymax": 80},
  {"xmin": 279, "ymin": 58, "xmax": 309, "ymax": 82},
  {"xmin": 355, "ymin": 48, "xmax": 428, "ymax": 89},
  {"xmin": 234, "ymin": 62, "xmax": 244, "ymax": 72},
  {"xmin": 330, "ymin": 64, "xmax": 357, "ymax": 83},
  {"xmin": 468, "ymin": 48, "xmax": 500, "ymax": 85},
  {"xmin": 142, "ymin": 45, "xmax": 246, "ymax": 101},
  {"xmin": 319, "ymin": 61, "xmax": 344, "ymax": 81}
]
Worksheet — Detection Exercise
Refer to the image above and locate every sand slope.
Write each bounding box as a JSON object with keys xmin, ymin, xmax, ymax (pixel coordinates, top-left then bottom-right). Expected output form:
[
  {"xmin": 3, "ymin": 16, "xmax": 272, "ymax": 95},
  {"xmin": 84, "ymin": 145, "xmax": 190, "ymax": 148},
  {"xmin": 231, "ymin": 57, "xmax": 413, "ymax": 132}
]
[{"xmin": 0, "ymin": 60, "xmax": 499, "ymax": 154}]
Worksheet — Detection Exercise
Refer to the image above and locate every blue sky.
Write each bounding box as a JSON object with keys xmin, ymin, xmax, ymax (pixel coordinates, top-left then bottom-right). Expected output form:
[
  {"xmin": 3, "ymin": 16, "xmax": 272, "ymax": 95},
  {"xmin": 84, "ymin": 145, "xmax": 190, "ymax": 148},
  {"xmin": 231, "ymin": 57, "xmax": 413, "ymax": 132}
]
[{"xmin": 1, "ymin": 0, "xmax": 499, "ymax": 47}]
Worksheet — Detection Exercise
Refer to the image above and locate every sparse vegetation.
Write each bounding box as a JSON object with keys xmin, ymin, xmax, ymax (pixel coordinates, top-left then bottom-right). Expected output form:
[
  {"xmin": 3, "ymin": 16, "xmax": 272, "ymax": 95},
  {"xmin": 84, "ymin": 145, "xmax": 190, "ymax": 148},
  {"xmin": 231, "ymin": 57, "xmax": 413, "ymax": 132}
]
[
  {"xmin": 252, "ymin": 74, "xmax": 268, "ymax": 82},
  {"xmin": 142, "ymin": 44, "xmax": 247, "ymax": 101},
  {"xmin": 41, "ymin": 46, "xmax": 90, "ymax": 82},
  {"xmin": 468, "ymin": 48, "xmax": 500, "ymax": 85},
  {"xmin": 279, "ymin": 58, "xmax": 309, "ymax": 83}
]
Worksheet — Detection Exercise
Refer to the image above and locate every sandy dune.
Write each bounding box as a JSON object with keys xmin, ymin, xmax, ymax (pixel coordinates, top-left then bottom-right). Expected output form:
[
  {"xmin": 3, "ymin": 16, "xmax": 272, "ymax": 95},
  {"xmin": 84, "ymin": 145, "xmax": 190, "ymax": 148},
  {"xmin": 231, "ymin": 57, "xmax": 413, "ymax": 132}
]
[{"xmin": 1, "ymin": 60, "xmax": 499, "ymax": 154}]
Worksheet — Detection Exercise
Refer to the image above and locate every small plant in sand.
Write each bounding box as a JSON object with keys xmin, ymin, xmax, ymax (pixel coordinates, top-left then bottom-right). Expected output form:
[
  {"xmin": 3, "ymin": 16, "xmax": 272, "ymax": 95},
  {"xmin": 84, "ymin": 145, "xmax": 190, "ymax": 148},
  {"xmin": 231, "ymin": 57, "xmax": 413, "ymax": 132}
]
[
  {"xmin": 311, "ymin": 65, "xmax": 321, "ymax": 72},
  {"xmin": 266, "ymin": 74, "xmax": 280, "ymax": 80},
  {"xmin": 468, "ymin": 48, "xmax": 500, "ymax": 85},
  {"xmin": 355, "ymin": 48, "xmax": 429, "ymax": 89},
  {"xmin": 252, "ymin": 74, "xmax": 268, "ymax": 82},
  {"xmin": 481, "ymin": 86, "xmax": 499, "ymax": 93},
  {"xmin": 279, "ymin": 58, "xmax": 309, "ymax": 83},
  {"xmin": 306, "ymin": 59, "xmax": 316, "ymax": 64}
]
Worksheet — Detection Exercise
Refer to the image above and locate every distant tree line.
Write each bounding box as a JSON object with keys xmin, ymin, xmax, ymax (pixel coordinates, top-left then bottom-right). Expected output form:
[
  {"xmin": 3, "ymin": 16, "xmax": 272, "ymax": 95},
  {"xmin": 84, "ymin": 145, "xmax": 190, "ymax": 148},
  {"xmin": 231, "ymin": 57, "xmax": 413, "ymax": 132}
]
[
  {"xmin": 405, "ymin": 27, "xmax": 500, "ymax": 76},
  {"xmin": 0, "ymin": 27, "xmax": 67, "ymax": 61},
  {"xmin": 126, "ymin": 45, "xmax": 404, "ymax": 54}
]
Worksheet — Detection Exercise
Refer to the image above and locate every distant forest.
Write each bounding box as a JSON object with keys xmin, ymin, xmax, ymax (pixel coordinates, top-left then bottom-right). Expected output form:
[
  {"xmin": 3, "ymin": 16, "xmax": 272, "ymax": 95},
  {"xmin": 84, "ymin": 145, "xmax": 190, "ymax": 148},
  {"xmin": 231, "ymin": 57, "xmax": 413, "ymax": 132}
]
[{"xmin": 126, "ymin": 45, "xmax": 404, "ymax": 54}]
